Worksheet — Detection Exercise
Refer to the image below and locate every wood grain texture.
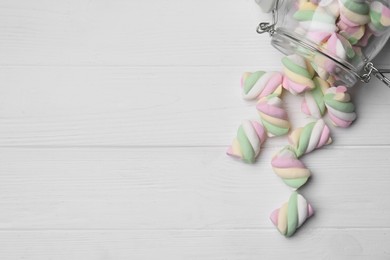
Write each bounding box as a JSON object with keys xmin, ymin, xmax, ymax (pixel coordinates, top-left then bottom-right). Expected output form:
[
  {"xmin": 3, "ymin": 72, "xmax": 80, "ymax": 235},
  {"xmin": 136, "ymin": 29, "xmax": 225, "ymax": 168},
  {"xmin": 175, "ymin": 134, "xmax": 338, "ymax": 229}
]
[
  {"xmin": 0, "ymin": 0, "xmax": 389, "ymax": 67},
  {"xmin": 0, "ymin": 0, "xmax": 389, "ymax": 259},
  {"xmin": 0, "ymin": 229, "xmax": 389, "ymax": 260},
  {"xmin": 0, "ymin": 67, "xmax": 389, "ymax": 146},
  {"xmin": 0, "ymin": 0, "xmax": 276, "ymax": 66},
  {"xmin": 0, "ymin": 147, "xmax": 389, "ymax": 230}
]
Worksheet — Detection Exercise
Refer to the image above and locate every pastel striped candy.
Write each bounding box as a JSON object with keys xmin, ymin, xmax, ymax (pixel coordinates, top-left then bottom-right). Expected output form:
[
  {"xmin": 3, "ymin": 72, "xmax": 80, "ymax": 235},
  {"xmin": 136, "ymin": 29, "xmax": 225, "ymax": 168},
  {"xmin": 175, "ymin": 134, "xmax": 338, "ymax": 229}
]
[
  {"xmin": 368, "ymin": 1, "xmax": 390, "ymax": 36},
  {"xmin": 325, "ymin": 32, "xmax": 355, "ymax": 60},
  {"xmin": 338, "ymin": 20, "xmax": 365, "ymax": 45},
  {"xmin": 324, "ymin": 86, "xmax": 357, "ymax": 128},
  {"xmin": 322, "ymin": 33, "xmax": 355, "ymax": 73},
  {"xmin": 301, "ymin": 76, "xmax": 330, "ymax": 119},
  {"xmin": 293, "ymin": 5, "xmax": 338, "ymax": 35},
  {"xmin": 282, "ymin": 54, "xmax": 315, "ymax": 95},
  {"xmin": 241, "ymin": 71, "xmax": 283, "ymax": 100},
  {"xmin": 256, "ymin": 94, "xmax": 290, "ymax": 137},
  {"xmin": 271, "ymin": 146, "xmax": 311, "ymax": 189},
  {"xmin": 270, "ymin": 192, "xmax": 314, "ymax": 237},
  {"xmin": 226, "ymin": 120, "xmax": 267, "ymax": 163},
  {"xmin": 288, "ymin": 119, "xmax": 332, "ymax": 158},
  {"xmin": 339, "ymin": 0, "xmax": 370, "ymax": 27}
]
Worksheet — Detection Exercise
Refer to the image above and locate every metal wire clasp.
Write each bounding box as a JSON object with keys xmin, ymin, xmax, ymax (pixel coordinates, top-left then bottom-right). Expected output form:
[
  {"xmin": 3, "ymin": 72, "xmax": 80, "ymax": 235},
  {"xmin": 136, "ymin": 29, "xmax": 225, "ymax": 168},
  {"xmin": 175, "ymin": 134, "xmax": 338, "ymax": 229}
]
[
  {"xmin": 361, "ymin": 62, "xmax": 390, "ymax": 87},
  {"xmin": 256, "ymin": 0, "xmax": 279, "ymax": 36}
]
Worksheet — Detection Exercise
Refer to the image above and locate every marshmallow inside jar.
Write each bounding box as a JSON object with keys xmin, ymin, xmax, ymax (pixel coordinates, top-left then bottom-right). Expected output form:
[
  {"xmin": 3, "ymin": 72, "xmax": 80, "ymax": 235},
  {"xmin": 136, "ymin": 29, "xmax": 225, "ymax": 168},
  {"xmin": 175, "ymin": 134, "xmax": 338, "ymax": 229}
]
[{"xmin": 256, "ymin": 0, "xmax": 390, "ymax": 87}]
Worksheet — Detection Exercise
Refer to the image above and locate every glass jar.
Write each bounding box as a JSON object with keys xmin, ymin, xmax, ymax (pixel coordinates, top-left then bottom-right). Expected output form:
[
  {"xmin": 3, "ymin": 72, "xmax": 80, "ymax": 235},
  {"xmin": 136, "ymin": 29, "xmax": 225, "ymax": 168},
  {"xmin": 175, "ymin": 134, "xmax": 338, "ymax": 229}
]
[{"xmin": 255, "ymin": 0, "xmax": 390, "ymax": 87}]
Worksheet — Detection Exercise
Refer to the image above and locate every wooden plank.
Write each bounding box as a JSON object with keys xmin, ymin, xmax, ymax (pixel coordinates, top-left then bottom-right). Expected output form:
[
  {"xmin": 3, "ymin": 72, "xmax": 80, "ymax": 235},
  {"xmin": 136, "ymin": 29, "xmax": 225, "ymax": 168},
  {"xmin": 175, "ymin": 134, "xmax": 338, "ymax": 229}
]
[
  {"xmin": 0, "ymin": 0, "xmax": 280, "ymax": 66},
  {"xmin": 0, "ymin": 67, "xmax": 389, "ymax": 146},
  {"xmin": 0, "ymin": 229, "xmax": 388, "ymax": 259},
  {"xmin": 0, "ymin": 0, "xmax": 389, "ymax": 67},
  {"xmin": 0, "ymin": 147, "xmax": 389, "ymax": 229}
]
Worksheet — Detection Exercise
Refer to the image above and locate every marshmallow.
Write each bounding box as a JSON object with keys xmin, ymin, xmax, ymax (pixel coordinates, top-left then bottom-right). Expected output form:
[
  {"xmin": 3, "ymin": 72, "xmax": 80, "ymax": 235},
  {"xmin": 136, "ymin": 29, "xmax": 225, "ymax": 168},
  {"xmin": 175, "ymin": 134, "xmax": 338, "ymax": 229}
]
[
  {"xmin": 270, "ymin": 192, "xmax": 314, "ymax": 237},
  {"xmin": 322, "ymin": 33, "xmax": 355, "ymax": 74},
  {"xmin": 338, "ymin": 20, "xmax": 366, "ymax": 45},
  {"xmin": 368, "ymin": 1, "xmax": 390, "ymax": 36},
  {"xmin": 339, "ymin": 0, "xmax": 370, "ymax": 26},
  {"xmin": 324, "ymin": 86, "xmax": 357, "ymax": 127},
  {"xmin": 241, "ymin": 71, "xmax": 283, "ymax": 100},
  {"xmin": 294, "ymin": 7, "xmax": 338, "ymax": 33},
  {"xmin": 302, "ymin": 76, "xmax": 330, "ymax": 118},
  {"xmin": 288, "ymin": 119, "xmax": 332, "ymax": 158},
  {"xmin": 256, "ymin": 94, "xmax": 290, "ymax": 137},
  {"xmin": 325, "ymin": 32, "xmax": 355, "ymax": 60},
  {"xmin": 227, "ymin": 120, "xmax": 267, "ymax": 163},
  {"xmin": 282, "ymin": 54, "xmax": 316, "ymax": 95},
  {"xmin": 271, "ymin": 146, "xmax": 311, "ymax": 189}
]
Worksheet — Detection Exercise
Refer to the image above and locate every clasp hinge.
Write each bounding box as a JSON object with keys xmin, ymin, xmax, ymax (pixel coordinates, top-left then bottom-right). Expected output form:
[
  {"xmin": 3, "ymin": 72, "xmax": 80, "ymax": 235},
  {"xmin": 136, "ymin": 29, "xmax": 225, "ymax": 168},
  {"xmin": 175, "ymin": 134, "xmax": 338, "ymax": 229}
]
[
  {"xmin": 256, "ymin": 21, "xmax": 276, "ymax": 35},
  {"xmin": 361, "ymin": 62, "xmax": 390, "ymax": 87},
  {"xmin": 256, "ymin": 0, "xmax": 279, "ymax": 36}
]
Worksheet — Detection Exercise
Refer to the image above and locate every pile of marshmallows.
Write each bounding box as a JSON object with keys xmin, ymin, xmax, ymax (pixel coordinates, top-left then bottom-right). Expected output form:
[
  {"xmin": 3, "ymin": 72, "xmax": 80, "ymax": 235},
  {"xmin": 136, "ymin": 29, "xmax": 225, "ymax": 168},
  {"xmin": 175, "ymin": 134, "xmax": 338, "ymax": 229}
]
[{"xmin": 227, "ymin": 0, "xmax": 390, "ymax": 237}]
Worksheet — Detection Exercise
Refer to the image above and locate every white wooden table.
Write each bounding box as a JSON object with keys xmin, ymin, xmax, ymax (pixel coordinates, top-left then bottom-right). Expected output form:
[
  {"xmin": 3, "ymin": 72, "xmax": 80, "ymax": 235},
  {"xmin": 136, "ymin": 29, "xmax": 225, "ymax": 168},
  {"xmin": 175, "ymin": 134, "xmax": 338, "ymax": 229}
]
[{"xmin": 1, "ymin": 0, "xmax": 390, "ymax": 259}]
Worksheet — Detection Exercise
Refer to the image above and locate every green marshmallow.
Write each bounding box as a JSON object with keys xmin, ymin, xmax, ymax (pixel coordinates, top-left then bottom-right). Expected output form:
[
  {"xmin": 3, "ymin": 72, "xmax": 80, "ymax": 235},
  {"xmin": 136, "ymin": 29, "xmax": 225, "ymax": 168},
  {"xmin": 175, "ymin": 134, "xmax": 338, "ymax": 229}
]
[
  {"xmin": 324, "ymin": 94, "xmax": 355, "ymax": 113},
  {"xmin": 282, "ymin": 56, "xmax": 312, "ymax": 78},
  {"xmin": 311, "ymin": 79, "xmax": 327, "ymax": 115},
  {"xmin": 286, "ymin": 192, "xmax": 299, "ymax": 237},
  {"xmin": 293, "ymin": 10, "xmax": 335, "ymax": 23},
  {"xmin": 295, "ymin": 122, "xmax": 316, "ymax": 158},
  {"xmin": 261, "ymin": 119, "xmax": 289, "ymax": 137},
  {"xmin": 237, "ymin": 126, "xmax": 256, "ymax": 163},
  {"xmin": 283, "ymin": 178, "xmax": 309, "ymax": 190},
  {"xmin": 243, "ymin": 71, "xmax": 266, "ymax": 95},
  {"xmin": 341, "ymin": 0, "xmax": 369, "ymax": 15}
]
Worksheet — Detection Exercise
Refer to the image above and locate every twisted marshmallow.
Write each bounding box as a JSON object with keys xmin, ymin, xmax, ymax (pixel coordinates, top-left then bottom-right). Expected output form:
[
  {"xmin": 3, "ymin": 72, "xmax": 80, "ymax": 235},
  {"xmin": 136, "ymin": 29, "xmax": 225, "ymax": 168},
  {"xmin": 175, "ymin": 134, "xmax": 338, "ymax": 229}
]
[
  {"xmin": 294, "ymin": 4, "xmax": 338, "ymax": 36},
  {"xmin": 282, "ymin": 54, "xmax": 315, "ymax": 95},
  {"xmin": 288, "ymin": 119, "xmax": 332, "ymax": 158},
  {"xmin": 322, "ymin": 33, "xmax": 355, "ymax": 73},
  {"xmin": 270, "ymin": 191, "xmax": 314, "ymax": 237},
  {"xmin": 325, "ymin": 32, "xmax": 355, "ymax": 60},
  {"xmin": 271, "ymin": 146, "xmax": 311, "ymax": 189},
  {"xmin": 226, "ymin": 120, "xmax": 267, "ymax": 163},
  {"xmin": 302, "ymin": 76, "xmax": 330, "ymax": 118},
  {"xmin": 368, "ymin": 1, "xmax": 390, "ymax": 36},
  {"xmin": 339, "ymin": 0, "xmax": 370, "ymax": 26},
  {"xmin": 256, "ymin": 94, "xmax": 290, "ymax": 137},
  {"xmin": 324, "ymin": 86, "xmax": 357, "ymax": 127},
  {"xmin": 241, "ymin": 71, "xmax": 283, "ymax": 100},
  {"xmin": 338, "ymin": 20, "xmax": 366, "ymax": 45}
]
